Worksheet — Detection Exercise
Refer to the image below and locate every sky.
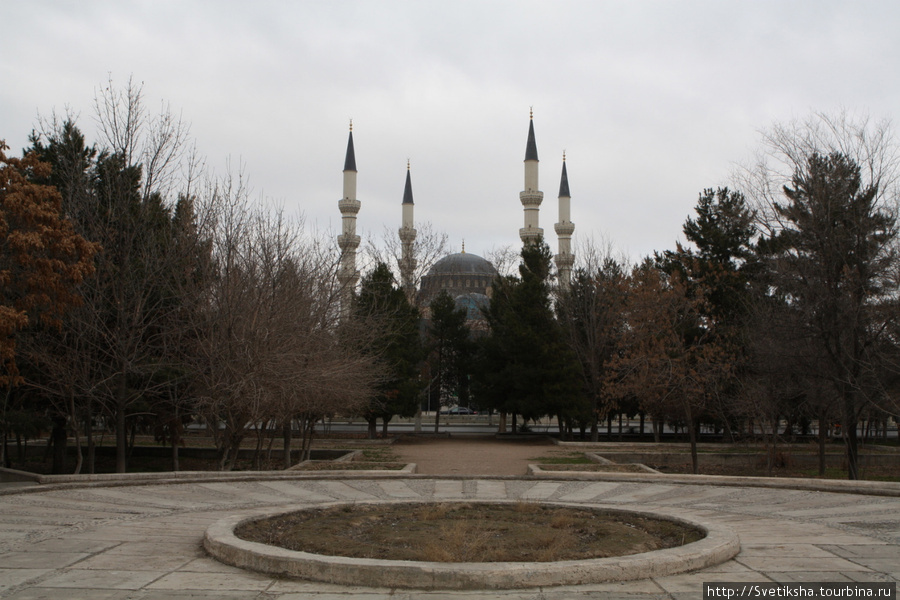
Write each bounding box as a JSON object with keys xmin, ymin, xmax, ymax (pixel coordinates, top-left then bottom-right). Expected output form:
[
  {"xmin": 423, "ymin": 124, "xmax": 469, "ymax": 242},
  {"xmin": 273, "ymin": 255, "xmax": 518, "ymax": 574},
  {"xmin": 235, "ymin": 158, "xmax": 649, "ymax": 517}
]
[{"xmin": 3, "ymin": 1, "xmax": 900, "ymax": 267}]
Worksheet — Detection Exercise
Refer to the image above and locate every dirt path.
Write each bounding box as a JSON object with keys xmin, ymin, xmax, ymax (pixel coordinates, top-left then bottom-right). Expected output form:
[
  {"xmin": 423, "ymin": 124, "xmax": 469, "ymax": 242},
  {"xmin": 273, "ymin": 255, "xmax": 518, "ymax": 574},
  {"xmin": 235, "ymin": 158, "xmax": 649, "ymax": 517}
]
[{"xmin": 392, "ymin": 435, "xmax": 557, "ymax": 476}]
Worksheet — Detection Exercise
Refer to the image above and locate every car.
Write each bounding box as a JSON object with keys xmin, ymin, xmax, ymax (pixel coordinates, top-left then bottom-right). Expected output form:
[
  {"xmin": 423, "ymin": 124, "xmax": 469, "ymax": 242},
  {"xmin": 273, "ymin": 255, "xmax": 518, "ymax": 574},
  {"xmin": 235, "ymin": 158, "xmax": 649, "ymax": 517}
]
[{"xmin": 448, "ymin": 406, "xmax": 478, "ymax": 415}]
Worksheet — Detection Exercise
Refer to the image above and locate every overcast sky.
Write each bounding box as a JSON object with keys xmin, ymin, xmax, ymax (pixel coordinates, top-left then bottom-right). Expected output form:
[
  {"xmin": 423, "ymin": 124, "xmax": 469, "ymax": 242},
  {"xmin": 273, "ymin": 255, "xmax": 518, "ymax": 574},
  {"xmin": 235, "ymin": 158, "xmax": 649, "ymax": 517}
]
[{"xmin": 3, "ymin": 1, "xmax": 899, "ymax": 265}]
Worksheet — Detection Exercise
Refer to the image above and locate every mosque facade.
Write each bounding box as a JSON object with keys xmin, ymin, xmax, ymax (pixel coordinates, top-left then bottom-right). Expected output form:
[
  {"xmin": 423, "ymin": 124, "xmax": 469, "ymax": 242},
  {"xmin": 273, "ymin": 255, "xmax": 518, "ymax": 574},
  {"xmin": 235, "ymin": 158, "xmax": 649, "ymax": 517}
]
[{"xmin": 337, "ymin": 113, "xmax": 574, "ymax": 320}]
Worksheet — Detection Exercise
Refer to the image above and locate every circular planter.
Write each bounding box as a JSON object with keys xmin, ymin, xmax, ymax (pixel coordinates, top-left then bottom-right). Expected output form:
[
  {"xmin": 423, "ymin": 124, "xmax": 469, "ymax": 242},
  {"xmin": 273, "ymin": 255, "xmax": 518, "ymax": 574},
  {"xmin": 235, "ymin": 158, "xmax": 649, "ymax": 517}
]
[{"xmin": 204, "ymin": 500, "xmax": 740, "ymax": 590}]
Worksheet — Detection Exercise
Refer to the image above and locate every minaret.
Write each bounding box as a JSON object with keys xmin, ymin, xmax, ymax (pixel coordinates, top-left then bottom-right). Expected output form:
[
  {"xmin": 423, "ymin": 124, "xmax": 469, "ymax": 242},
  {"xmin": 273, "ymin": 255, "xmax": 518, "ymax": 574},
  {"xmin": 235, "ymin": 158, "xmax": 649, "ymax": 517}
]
[
  {"xmin": 554, "ymin": 153, "xmax": 575, "ymax": 290},
  {"xmin": 519, "ymin": 109, "xmax": 544, "ymax": 245},
  {"xmin": 337, "ymin": 122, "xmax": 361, "ymax": 316},
  {"xmin": 398, "ymin": 160, "xmax": 418, "ymax": 304}
]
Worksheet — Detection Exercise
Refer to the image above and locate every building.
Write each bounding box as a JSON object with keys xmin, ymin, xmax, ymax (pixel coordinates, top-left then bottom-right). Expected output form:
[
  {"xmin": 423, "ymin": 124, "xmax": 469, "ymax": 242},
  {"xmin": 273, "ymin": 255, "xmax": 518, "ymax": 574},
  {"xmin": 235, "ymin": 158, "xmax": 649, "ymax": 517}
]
[{"xmin": 336, "ymin": 112, "xmax": 574, "ymax": 317}]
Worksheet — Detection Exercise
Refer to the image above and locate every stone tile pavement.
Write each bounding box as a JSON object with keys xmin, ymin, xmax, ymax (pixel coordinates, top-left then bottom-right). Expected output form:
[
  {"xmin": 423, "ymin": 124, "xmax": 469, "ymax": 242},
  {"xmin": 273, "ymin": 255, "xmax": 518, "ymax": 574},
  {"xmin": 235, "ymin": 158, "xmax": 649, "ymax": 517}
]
[{"xmin": 0, "ymin": 476, "xmax": 897, "ymax": 598}]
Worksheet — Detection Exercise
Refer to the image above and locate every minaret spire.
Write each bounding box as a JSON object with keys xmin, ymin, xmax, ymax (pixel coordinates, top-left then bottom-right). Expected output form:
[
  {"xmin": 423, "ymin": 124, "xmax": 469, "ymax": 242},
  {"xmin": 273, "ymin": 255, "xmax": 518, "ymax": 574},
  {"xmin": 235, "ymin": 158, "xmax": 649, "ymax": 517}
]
[
  {"xmin": 338, "ymin": 122, "xmax": 361, "ymax": 316},
  {"xmin": 398, "ymin": 160, "xmax": 418, "ymax": 304},
  {"xmin": 554, "ymin": 152, "xmax": 575, "ymax": 290},
  {"xmin": 519, "ymin": 109, "xmax": 544, "ymax": 245}
]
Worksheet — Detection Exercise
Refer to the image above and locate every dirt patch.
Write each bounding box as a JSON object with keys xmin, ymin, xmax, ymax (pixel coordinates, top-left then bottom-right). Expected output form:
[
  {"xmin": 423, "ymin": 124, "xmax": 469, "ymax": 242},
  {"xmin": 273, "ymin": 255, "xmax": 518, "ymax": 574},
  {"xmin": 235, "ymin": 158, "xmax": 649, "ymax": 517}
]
[
  {"xmin": 235, "ymin": 502, "xmax": 704, "ymax": 562},
  {"xmin": 392, "ymin": 435, "xmax": 555, "ymax": 476}
]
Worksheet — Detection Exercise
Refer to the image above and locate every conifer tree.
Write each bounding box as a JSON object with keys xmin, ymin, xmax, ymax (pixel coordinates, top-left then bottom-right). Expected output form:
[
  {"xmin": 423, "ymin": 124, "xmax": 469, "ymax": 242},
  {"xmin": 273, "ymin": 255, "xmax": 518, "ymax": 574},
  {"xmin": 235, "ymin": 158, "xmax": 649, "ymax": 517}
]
[
  {"xmin": 473, "ymin": 240, "xmax": 581, "ymax": 430},
  {"xmin": 761, "ymin": 152, "xmax": 897, "ymax": 479},
  {"xmin": 426, "ymin": 290, "xmax": 473, "ymax": 431},
  {"xmin": 355, "ymin": 262, "xmax": 422, "ymax": 437}
]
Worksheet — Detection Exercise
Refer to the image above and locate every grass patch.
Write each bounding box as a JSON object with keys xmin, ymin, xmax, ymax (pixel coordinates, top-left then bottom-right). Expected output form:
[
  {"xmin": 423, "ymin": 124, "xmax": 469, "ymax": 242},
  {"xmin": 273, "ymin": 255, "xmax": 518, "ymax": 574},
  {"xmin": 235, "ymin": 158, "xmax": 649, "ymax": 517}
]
[
  {"xmin": 358, "ymin": 447, "xmax": 401, "ymax": 462},
  {"xmin": 531, "ymin": 451, "xmax": 593, "ymax": 464},
  {"xmin": 537, "ymin": 463, "xmax": 651, "ymax": 473},
  {"xmin": 289, "ymin": 461, "xmax": 405, "ymax": 471}
]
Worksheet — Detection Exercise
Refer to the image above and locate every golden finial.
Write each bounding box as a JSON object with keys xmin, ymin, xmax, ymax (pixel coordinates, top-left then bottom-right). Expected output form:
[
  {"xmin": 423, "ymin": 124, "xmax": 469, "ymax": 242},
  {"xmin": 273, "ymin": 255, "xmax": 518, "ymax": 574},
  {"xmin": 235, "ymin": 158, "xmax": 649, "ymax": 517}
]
[
  {"xmin": 563, "ymin": 150, "xmax": 566, "ymax": 162},
  {"xmin": 462, "ymin": 239, "xmax": 466, "ymax": 253},
  {"xmin": 407, "ymin": 158, "xmax": 410, "ymax": 170},
  {"xmin": 349, "ymin": 119, "xmax": 353, "ymax": 132},
  {"xmin": 529, "ymin": 106, "xmax": 533, "ymax": 120}
]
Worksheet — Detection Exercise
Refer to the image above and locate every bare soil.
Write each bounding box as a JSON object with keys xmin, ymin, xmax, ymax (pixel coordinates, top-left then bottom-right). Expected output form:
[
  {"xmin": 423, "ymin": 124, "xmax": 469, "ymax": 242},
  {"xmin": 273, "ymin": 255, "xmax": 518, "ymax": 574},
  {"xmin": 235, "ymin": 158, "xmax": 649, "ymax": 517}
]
[
  {"xmin": 236, "ymin": 502, "xmax": 704, "ymax": 562},
  {"xmin": 392, "ymin": 435, "xmax": 556, "ymax": 476}
]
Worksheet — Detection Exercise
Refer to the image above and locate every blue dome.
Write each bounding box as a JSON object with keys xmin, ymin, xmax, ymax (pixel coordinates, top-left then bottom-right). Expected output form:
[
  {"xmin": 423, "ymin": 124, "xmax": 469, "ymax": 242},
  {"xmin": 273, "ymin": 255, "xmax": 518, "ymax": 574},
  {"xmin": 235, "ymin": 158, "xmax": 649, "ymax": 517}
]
[{"xmin": 454, "ymin": 293, "xmax": 490, "ymax": 320}]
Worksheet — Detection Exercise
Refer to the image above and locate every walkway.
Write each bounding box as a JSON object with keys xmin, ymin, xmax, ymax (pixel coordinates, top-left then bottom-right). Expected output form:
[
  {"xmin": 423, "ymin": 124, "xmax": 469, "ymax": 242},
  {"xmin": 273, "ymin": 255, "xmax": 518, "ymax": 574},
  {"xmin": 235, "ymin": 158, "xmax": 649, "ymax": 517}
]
[
  {"xmin": 392, "ymin": 435, "xmax": 554, "ymax": 475},
  {"xmin": 1, "ymin": 473, "xmax": 898, "ymax": 598}
]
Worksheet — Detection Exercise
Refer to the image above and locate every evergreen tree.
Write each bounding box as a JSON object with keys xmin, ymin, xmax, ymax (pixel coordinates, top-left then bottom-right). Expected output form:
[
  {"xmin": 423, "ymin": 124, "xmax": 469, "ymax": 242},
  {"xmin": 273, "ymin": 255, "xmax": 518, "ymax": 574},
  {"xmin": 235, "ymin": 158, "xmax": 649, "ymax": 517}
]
[
  {"xmin": 761, "ymin": 152, "xmax": 897, "ymax": 479},
  {"xmin": 426, "ymin": 291, "xmax": 473, "ymax": 432},
  {"xmin": 23, "ymin": 117, "xmax": 203, "ymax": 473},
  {"xmin": 659, "ymin": 187, "xmax": 758, "ymax": 324},
  {"xmin": 472, "ymin": 240, "xmax": 580, "ymax": 430},
  {"xmin": 557, "ymin": 258, "xmax": 627, "ymax": 441},
  {"xmin": 657, "ymin": 187, "xmax": 759, "ymax": 438},
  {"xmin": 355, "ymin": 262, "xmax": 422, "ymax": 438}
]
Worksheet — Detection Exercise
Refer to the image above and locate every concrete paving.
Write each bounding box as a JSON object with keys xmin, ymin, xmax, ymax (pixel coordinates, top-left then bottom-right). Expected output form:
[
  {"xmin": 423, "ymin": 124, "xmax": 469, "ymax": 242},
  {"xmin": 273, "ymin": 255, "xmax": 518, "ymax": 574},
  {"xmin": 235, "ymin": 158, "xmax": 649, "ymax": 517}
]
[{"xmin": 0, "ymin": 475, "xmax": 898, "ymax": 598}]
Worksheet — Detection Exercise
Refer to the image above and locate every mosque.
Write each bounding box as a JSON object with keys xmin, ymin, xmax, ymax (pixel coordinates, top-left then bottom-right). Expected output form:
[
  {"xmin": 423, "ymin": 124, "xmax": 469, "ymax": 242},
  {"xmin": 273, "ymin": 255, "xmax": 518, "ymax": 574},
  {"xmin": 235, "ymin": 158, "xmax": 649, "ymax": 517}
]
[{"xmin": 336, "ymin": 113, "xmax": 575, "ymax": 322}]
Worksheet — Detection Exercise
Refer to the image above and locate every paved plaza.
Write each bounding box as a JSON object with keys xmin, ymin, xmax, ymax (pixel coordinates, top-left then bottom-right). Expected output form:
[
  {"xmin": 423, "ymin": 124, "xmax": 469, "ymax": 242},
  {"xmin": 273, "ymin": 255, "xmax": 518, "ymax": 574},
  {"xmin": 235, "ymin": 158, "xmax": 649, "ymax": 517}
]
[{"xmin": 1, "ymin": 472, "xmax": 898, "ymax": 599}]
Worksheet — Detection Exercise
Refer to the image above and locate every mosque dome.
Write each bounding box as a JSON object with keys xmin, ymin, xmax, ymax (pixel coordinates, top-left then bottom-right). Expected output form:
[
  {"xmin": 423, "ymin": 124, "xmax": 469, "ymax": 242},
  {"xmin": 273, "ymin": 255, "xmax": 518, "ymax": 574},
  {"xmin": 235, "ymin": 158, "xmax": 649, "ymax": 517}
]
[
  {"xmin": 418, "ymin": 252, "xmax": 498, "ymax": 310},
  {"xmin": 427, "ymin": 252, "xmax": 497, "ymax": 277}
]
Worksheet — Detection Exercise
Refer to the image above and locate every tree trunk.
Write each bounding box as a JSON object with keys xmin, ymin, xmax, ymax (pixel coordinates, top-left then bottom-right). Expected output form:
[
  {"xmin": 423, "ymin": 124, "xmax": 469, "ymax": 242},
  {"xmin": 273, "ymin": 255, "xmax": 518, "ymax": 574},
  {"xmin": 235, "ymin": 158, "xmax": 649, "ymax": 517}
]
[
  {"xmin": 86, "ymin": 398, "xmax": 95, "ymax": 474},
  {"xmin": 51, "ymin": 416, "xmax": 67, "ymax": 474},
  {"xmin": 225, "ymin": 438, "xmax": 242, "ymax": 471},
  {"xmin": 639, "ymin": 412, "xmax": 646, "ymax": 438},
  {"xmin": 1, "ymin": 388, "xmax": 9, "ymax": 468},
  {"xmin": 381, "ymin": 417, "xmax": 390, "ymax": 437},
  {"xmin": 766, "ymin": 416, "xmax": 777, "ymax": 477},
  {"xmin": 1, "ymin": 429, "xmax": 9, "ymax": 469},
  {"xmin": 127, "ymin": 417, "xmax": 137, "ymax": 462},
  {"xmin": 687, "ymin": 416, "xmax": 699, "ymax": 475},
  {"xmin": 282, "ymin": 420, "xmax": 293, "ymax": 469},
  {"xmin": 69, "ymin": 391, "xmax": 83, "ymax": 475},
  {"xmin": 433, "ymin": 408, "xmax": 441, "ymax": 434},
  {"xmin": 590, "ymin": 412, "xmax": 599, "ymax": 443},
  {"xmin": 115, "ymin": 372, "xmax": 127, "ymax": 473},
  {"xmin": 818, "ymin": 410, "xmax": 827, "ymax": 477},
  {"xmin": 300, "ymin": 416, "xmax": 316, "ymax": 462},
  {"xmin": 844, "ymin": 407, "xmax": 860, "ymax": 480},
  {"xmin": 171, "ymin": 406, "xmax": 180, "ymax": 472},
  {"xmin": 251, "ymin": 425, "xmax": 263, "ymax": 470},
  {"xmin": 367, "ymin": 417, "xmax": 377, "ymax": 439}
]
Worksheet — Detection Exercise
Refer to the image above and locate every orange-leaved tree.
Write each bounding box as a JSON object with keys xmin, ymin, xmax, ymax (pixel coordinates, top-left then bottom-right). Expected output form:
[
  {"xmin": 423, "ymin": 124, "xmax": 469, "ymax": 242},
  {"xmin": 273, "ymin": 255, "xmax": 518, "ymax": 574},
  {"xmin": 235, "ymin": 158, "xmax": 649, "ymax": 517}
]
[
  {"xmin": 0, "ymin": 141, "xmax": 98, "ymax": 387},
  {"xmin": 606, "ymin": 260, "xmax": 734, "ymax": 473}
]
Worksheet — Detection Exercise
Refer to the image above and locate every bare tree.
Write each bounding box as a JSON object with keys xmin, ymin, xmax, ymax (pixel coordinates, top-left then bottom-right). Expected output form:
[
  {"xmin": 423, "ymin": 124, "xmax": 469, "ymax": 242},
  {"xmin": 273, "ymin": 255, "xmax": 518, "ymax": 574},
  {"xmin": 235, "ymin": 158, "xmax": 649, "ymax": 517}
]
[
  {"xmin": 21, "ymin": 86, "xmax": 202, "ymax": 473},
  {"xmin": 189, "ymin": 171, "xmax": 377, "ymax": 470},
  {"xmin": 483, "ymin": 244, "xmax": 520, "ymax": 278},
  {"xmin": 606, "ymin": 261, "xmax": 733, "ymax": 473},
  {"xmin": 93, "ymin": 74, "xmax": 194, "ymax": 203},
  {"xmin": 362, "ymin": 221, "xmax": 449, "ymax": 307}
]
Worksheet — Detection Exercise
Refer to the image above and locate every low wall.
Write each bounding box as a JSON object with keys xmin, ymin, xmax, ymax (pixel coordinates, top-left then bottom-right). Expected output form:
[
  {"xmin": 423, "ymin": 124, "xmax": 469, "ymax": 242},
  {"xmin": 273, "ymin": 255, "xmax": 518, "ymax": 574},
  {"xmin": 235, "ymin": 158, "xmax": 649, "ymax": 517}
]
[
  {"xmin": 596, "ymin": 451, "xmax": 900, "ymax": 469},
  {"xmin": 15, "ymin": 444, "xmax": 351, "ymax": 462}
]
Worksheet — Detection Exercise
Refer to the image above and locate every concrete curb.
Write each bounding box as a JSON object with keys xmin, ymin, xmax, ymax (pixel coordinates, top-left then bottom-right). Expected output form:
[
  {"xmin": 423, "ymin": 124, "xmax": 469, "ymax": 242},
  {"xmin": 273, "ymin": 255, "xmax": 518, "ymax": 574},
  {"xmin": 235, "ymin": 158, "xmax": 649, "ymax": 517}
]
[
  {"xmin": 0, "ymin": 464, "xmax": 418, "ymax": 495},
  {"xmin": 203, "ymin": 500, "xmax": 740, "ymax": 590},
  {"xmin": 527, "ymin": 464, "xmax": 900, "ymax": 496}
]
